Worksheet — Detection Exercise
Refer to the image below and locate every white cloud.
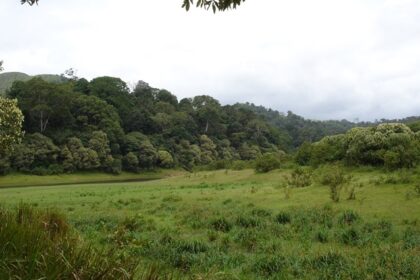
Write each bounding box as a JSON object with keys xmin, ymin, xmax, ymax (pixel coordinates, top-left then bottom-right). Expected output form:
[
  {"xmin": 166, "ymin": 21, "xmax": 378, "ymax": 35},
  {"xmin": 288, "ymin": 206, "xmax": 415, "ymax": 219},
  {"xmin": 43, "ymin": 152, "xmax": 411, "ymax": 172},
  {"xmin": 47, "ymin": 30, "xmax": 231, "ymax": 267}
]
[{"xmin": 1, "ymin": 0, "xmax": 419, "ymax": 121}]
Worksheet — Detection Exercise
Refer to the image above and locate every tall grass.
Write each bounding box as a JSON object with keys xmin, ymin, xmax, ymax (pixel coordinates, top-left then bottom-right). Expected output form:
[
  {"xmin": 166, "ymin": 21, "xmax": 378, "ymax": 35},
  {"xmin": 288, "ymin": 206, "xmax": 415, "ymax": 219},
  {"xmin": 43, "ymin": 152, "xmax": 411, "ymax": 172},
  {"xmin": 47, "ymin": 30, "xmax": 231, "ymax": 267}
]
[{"xmin": 0, "ymin": 204, "xmax": 136, "ymax": 279}]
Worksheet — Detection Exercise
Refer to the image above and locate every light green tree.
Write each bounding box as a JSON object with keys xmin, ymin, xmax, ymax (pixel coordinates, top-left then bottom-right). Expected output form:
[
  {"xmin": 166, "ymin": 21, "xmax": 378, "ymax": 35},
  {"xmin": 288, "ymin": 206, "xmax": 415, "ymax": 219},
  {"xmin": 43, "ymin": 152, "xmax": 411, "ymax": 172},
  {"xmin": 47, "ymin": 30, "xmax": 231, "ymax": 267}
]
[{"xmin": 0, "ymin": 98, "xmax": 24, "ymax": 156}]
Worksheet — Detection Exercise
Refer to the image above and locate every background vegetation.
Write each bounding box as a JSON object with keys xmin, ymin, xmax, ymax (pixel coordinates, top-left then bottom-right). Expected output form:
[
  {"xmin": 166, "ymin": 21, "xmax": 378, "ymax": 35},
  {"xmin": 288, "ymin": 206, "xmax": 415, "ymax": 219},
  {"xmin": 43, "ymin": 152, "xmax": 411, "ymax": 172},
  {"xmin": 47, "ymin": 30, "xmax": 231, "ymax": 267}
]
[{"xmin": 1, "ymin": 73, "xmax": 419, "ymax": 176}]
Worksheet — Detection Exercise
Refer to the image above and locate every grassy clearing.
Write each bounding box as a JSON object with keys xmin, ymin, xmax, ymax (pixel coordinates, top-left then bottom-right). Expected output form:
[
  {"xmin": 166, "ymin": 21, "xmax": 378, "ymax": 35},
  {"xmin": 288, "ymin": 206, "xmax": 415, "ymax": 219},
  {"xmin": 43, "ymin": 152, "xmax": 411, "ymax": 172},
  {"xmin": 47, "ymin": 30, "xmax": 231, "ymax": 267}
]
[
  {"xmin": 0, "ymin": 169, "xmax": 181, "ymax": 188},
  {"xmin": 0, "ymin": 166, "xmax": 419, "ymax": 279}
]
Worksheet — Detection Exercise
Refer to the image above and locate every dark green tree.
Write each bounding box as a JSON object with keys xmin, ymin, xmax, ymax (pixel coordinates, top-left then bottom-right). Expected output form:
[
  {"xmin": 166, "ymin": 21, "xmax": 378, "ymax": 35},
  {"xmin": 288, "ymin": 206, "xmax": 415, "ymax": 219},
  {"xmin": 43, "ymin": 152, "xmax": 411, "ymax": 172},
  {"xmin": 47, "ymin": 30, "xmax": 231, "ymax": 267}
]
[{"xmin": 21, "ymin": 0, "xmax": 246, "ymax": 12}]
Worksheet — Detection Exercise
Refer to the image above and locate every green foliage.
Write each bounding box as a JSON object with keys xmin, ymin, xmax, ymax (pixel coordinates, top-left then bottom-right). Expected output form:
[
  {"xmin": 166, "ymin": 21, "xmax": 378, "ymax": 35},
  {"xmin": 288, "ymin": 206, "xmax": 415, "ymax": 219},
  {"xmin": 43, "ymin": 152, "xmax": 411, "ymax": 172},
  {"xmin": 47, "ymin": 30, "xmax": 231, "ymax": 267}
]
[
  {"xmin": 4, "ymin": 73, "xmax": 419, "ymax": 177},
  {"xmin": 285, "ymin": 167, "xmax": 312, "ymax": 188},
  {"xmin": 182, "ymin": 0, "xmax": 246, "ymax": 12},
  {"xmin": 319, "ymin": 165, "xmax": 351, "ymax": 203},
  {"xmin": 0, "ymin": 98, "xmax": 24, "ymax": 156},
  {"xmin": 124, "ymin": 132, "xmax": 157, "ymax": 170},
  {"xmin": 294, "ymin": 141, "xmax": 312, "ymax": 165},
  {"xmin": 254, "ymin": 153, "xmax": 280, "ymax": 173},
  {"xmin": 157, "ymin": 150, "xmax": 175, "ymax": 168},
  {"xmin": 296, "ymin": 123, "xmax": 420, "ymax": 169},
  {"xmin": 123, "ymin": 152, "xmax": 139, "ymax": 172}
]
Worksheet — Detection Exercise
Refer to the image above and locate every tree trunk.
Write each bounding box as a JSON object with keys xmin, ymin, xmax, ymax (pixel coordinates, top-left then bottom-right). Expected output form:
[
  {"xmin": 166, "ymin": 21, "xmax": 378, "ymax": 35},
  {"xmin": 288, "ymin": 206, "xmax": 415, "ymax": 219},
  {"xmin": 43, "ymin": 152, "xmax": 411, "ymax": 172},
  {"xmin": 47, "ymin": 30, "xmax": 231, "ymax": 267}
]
[{"xmin": 205, "ymin": 120, "xmax": 209, "ymax": 133}]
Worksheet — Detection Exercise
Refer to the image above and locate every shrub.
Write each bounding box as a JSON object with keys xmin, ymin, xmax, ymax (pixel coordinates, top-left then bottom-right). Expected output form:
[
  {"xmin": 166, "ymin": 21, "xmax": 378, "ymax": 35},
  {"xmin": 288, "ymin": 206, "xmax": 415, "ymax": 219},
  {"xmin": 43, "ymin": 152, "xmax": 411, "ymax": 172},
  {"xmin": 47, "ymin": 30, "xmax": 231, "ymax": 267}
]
[
  {"xmin": 254, "ymin": 153, "xmax": 281, "ymax": 173},
  {"xmin": 320, "ymin": 166, "xmax": 351, "ymax": 203},
  {"xmin": 285, "ymin": 167, "xmax": 312, "ymax": 188}
]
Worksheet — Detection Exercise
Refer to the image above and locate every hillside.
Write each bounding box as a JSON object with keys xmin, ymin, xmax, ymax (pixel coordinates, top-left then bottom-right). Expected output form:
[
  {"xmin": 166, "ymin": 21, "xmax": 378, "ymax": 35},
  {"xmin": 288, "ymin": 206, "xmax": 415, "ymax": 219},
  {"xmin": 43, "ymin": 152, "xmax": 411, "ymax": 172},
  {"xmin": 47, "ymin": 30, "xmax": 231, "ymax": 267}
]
[
  {"xmin": 238, "ymin": 103, "xmax": 420, "ymax": 148},
  {"xmin": 0, "ymin": 72, "xmax": 66, "ymax": 95}
]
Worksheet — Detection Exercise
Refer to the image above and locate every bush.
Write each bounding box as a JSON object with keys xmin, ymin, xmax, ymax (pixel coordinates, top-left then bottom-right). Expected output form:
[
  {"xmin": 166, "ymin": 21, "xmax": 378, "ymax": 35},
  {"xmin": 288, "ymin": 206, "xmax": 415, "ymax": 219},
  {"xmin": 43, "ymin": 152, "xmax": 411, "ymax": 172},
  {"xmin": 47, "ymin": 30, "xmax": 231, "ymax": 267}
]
[
  {"xmin": 231, "ymin": 160, "xmax": 253, "ymax": 171},
  {"xmin": 285, "ymin": 167, "xmax": 312, "ymax": 188},
  {"xmin": 254, "ymin": 153, "xmax": 281, "ymax": 173},
  {"xmin": 319, "ymin": 166, "xmax": 351, "ymax": 203}
]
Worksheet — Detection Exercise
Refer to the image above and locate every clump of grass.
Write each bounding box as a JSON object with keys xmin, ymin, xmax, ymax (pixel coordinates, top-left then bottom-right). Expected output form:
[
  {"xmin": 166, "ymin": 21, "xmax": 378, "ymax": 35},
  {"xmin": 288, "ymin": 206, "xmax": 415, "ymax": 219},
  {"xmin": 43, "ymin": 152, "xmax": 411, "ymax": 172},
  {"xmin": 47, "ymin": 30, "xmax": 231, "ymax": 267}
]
[
  {"xmin": 222, "ymin": 199, "xmax": 233, "ymax": 205},
  {"xmin": 311, "ymin": 251, "xmax": 349, "ymax": 275},
  {"xmin": 251, "ymin": 208, "xmax": 272, "ymax": 217},
  {"xmin": 0, "ymin": 204, "xmax": 135, "ymax": 279},
  {"xmin": 235, "ymin": 215, "xmax": 262, "ymax": 228},
  {"xmin": 338, "ymin": 210, "xmax": 360, "ymax": 225},
  {"xmin": 402, "ymin": 227, "xmax": 420, "ymax": 249},
  {"xmin": 176, "ymin": 240, "xmax": 208, "ymax": 254},
  {"xmin": 252, "ymin": 255, "xmax": 288, "ymax": 277},
  {"xmin": 347, "ymin": 186, "xmax": 356, "ymax": 200},
  {"xmin": 162, "ymin": 195, "xmax": 182, "ymax": 203},
  {"xmin": 340, "ymin": 227, "xmax": 361, "ymax": 246},
  {"xmin": 362, "ymin": 220, "xmax": 393, "ymax": 240},
  {"xmin": 315, "ymin": 228, "xmax": 329, "ymax": 243},
  {"xmin": 275, "ymin": 212, "xmax": 291, "ymax": 224},
  {"xmin": 233, "ymin": 228, "xmax": 261, "ymax": 251},
  {"xmin": 210, "ymin": 217, "xmax": 232, "ymax": 232}
]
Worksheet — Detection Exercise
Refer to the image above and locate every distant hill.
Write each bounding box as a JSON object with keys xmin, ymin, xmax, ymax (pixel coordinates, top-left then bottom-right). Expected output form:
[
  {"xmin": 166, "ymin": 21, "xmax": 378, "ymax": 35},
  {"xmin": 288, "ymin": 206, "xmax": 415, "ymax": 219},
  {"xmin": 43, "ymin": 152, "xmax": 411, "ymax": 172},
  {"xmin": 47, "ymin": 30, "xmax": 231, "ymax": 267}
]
[
  {"xmin": 237, "ymin": 102, "xmax": 420, "ymax": 148},
  {"xmin": 0, "ymin": 72, "xmax": 66, "ymax": 95}
]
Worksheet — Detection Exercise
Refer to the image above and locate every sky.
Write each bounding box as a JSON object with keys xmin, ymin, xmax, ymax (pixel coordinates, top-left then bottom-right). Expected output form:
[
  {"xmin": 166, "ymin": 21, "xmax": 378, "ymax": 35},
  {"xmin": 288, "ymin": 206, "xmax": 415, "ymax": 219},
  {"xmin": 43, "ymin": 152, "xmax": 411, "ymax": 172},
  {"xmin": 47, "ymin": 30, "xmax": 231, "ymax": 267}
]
[{"xmin": 1, "ymin": 0, "xmax": 420, "ymax": 121}]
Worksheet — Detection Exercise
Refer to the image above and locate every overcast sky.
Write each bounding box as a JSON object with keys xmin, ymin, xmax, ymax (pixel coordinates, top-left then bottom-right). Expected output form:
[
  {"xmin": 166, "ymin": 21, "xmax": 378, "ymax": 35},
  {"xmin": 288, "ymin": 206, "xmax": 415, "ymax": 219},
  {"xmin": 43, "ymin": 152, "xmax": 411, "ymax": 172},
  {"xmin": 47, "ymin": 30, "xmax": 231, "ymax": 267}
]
[{"xmin": 1, "ymin": 0, "xmax": 420, "ymax": 121}]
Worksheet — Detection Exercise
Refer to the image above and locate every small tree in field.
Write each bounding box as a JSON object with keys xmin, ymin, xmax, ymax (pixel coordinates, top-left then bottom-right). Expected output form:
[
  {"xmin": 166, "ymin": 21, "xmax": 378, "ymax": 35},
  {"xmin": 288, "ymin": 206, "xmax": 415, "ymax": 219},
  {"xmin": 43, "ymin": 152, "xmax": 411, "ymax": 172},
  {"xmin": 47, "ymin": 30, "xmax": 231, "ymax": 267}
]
[{"xmin": 320, "ymin": 166, "xmax": 352, "ymax": 203}]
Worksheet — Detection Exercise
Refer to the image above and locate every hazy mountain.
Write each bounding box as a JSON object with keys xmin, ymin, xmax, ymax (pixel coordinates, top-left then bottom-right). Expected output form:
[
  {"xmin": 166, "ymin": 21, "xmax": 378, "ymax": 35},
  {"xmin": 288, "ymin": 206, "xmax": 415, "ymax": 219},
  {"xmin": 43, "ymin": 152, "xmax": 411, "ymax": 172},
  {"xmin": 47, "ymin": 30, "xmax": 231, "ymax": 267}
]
[{"xmin": 0, "ymin": 72, "xmax": 66, "ymax": 95}]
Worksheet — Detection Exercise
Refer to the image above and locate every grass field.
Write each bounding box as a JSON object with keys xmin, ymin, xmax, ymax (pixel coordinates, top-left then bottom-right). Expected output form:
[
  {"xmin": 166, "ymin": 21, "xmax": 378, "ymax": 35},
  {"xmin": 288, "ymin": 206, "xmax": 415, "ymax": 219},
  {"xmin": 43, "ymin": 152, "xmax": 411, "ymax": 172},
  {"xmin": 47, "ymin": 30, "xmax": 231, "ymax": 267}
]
[
  {"xmin": 0, "ymin": 166, "xmax": 419, "ymax": 279},
  {"xmin": 0, "ymin": 169, "xmax": 180, "ymax": 188}
]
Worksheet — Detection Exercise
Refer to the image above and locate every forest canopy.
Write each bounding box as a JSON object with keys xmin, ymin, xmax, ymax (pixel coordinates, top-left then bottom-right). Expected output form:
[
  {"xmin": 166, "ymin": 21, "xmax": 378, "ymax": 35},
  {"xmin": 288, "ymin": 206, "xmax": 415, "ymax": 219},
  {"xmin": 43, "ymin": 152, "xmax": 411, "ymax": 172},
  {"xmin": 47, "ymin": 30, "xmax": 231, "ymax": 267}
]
[{"xmin": 1, "ymin": 74, "xmax": 419, "ymax": 175}]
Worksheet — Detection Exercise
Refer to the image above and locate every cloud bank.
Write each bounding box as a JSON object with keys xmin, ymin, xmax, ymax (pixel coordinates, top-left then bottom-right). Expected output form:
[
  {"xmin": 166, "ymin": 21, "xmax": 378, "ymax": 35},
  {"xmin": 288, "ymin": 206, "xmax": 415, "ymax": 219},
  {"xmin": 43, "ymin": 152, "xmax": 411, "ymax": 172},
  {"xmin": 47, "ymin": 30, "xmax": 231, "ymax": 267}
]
[{"xmin": 1, "ymin": 0, "xmax": 419, "ymax": 121}]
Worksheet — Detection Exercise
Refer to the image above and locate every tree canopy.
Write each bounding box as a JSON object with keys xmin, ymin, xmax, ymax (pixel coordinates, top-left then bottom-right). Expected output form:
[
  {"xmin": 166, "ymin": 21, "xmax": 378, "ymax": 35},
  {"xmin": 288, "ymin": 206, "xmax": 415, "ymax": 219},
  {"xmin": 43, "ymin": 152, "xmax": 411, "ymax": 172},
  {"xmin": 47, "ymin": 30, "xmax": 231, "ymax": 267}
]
[
  {"xmin": 20, "ymin": 0, "xmax": 246, "ymax": 12},
  {"xmin": 0, "ymin": 98, "xmax": 24, "ymax": 156}
]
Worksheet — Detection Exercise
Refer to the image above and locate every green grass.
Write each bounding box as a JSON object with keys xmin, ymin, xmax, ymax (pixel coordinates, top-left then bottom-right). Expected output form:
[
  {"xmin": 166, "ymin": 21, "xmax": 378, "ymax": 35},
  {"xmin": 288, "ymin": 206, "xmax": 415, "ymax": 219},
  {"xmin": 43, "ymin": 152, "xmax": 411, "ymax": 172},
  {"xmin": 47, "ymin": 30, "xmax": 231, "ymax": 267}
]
[
  {"xmin": 0, "ymin": 170, "xmax": 181, "ymax": 188},
  {"xmin": 0, "ymin": 166, "xmax": 419, "ymax": 279}
]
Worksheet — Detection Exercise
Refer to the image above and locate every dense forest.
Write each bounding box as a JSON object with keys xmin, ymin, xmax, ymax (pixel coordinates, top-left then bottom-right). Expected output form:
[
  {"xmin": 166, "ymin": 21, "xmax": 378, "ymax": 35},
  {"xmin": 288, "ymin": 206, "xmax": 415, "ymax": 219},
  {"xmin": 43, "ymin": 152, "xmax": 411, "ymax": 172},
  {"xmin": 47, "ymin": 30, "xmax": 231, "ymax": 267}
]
[{"xmin": 0, "ymin": 74, "xmax": 419, "ymax": 175}]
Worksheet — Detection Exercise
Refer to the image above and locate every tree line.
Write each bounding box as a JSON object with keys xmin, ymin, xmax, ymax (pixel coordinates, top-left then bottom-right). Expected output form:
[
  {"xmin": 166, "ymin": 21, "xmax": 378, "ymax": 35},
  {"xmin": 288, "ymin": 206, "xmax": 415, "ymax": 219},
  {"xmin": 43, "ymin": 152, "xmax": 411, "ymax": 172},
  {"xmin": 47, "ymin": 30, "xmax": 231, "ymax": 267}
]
[
  {"xmin": 0, "ymin": 76, "xmax": 287, "ymax": 175},
  {"xmin": 1, "ymin": 74, "xmax": 419, "ymax": 175},
  {"xmin": 295, "ymin": 123, "xmax": 420, "ymax": 169}
]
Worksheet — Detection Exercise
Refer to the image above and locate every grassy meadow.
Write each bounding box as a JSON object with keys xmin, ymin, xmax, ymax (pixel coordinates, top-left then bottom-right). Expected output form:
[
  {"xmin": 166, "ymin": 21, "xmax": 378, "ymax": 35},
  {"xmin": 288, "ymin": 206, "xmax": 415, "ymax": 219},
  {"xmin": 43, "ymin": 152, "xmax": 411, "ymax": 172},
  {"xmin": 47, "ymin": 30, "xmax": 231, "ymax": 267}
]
[{"xmin": 0, "ymin": 166, "xmax": 419, "ymax": 279}]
